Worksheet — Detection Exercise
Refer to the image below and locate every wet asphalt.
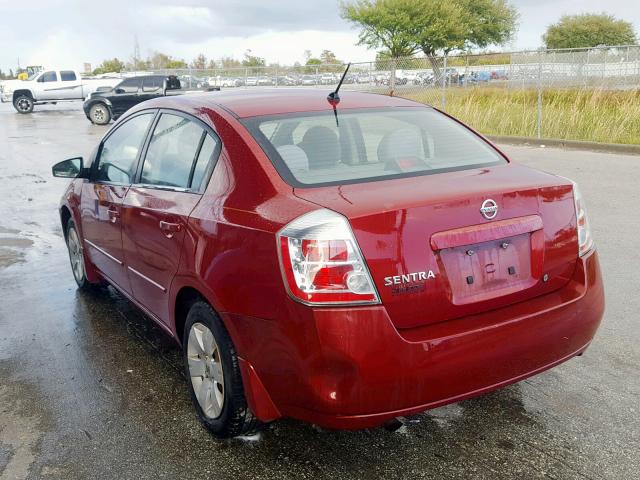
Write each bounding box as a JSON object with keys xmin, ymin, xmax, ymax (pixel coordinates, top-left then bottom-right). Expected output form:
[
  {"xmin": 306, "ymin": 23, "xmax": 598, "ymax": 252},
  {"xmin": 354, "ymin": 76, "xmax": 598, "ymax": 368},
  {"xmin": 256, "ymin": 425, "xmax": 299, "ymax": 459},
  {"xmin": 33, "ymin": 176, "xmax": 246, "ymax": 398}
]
[{"xmin": 0, "ymin": 101, "xmax": 638, "ymax": 480}]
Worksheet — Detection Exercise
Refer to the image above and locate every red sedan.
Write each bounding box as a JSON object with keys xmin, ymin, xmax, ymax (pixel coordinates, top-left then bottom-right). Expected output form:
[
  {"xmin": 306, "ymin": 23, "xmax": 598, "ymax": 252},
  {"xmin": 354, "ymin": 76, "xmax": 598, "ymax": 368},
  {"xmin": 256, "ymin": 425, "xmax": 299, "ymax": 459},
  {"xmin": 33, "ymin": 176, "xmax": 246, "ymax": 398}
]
[{"xmin": 53, "ymin": 89, "xmax": 604, "ymax": 438}]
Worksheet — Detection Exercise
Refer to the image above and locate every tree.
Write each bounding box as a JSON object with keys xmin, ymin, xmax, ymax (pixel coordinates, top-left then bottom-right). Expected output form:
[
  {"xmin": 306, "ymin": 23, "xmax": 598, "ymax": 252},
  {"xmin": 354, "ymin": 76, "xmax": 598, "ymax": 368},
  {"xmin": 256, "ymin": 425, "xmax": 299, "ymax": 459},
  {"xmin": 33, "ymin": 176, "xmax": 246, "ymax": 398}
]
[
  {"xmin": 305, "ymin": 56, "xmax": 322, "ymax": 73},
  {"xmin": 147, "ymin": 52, "xmax": 187, "ymax": 70},
  {"xmin": 340, "ymin": 0, "xmax": 419, "ymax": 58},
  {"xmin": 190, "ymin": 53, "xmax": 207, "ymax": 70},
  {"xmin": 165, "ymin": 58, "xmax": 187, "ymax": 69},
  {"xmin": 320, "ymin": 49, "xmax": 341, "ymax": 65},
  {"xmin": 340, "ymin": 0, "xmax": 517, "ymax": 74},
  {"xmin": 242, "ymin": 50, "xmax": 266, "ymax": 74},
  {"xmin": 219, "ymin": 56, "xmax": 242, "ymax": 69},
  {"xmin": 242, "ymin": 50, "xmax": 266, "ymax": 67},
  {"xmin": 93, "ymin": 58, "xmax": 125, "ymax": 75},
  {"xmin": 543, "ymin": 13, "xmax": 637, "ymax": 49}
]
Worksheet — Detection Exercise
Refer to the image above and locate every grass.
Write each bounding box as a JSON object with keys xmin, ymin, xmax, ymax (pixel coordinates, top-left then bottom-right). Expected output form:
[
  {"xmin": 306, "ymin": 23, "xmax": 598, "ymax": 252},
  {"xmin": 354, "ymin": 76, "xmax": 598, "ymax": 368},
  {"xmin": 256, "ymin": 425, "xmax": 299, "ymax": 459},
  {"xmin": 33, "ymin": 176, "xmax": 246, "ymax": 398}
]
[{"xmin": 405, "ymin": 87, "xmax": 640, "ymax": 145}]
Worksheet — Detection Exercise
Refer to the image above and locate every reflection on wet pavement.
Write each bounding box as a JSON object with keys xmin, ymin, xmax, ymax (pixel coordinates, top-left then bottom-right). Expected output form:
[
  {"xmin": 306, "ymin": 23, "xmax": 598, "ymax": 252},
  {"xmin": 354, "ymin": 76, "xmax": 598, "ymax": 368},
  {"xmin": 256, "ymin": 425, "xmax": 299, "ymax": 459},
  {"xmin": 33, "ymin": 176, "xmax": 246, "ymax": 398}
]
[{"xmin": 0, "ymin": 103, "xmax": 638, "ymax": 479}]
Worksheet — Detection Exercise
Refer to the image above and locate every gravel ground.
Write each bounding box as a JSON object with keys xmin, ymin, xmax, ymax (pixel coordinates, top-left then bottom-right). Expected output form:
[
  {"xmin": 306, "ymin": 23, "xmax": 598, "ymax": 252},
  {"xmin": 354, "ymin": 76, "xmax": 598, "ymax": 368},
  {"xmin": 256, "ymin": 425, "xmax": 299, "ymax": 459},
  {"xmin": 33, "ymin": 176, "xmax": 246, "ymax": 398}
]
[{"xmin": 0, "ymin": 101, "xmax": 638, "ymax": 480}]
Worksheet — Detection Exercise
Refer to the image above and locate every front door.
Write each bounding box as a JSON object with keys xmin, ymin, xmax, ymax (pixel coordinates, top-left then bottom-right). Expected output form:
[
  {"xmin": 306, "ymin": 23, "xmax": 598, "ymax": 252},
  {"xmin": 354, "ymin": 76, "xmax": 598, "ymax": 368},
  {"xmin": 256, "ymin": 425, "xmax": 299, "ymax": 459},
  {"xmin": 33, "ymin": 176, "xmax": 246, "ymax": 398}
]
[
  {"xmin": 122, "ymin": 111, "xmax": 221, "ymax": 323},
  {"xmin": 37, "ymin": 71, "xmax": 63, "ymax": 100},
  {"xmin": 81, "ymin": 111, "xmax": 156, "ymax": 292},
  {"xmin": 111, "ymin": 77, "xmax": 143, "ymax": 117}
]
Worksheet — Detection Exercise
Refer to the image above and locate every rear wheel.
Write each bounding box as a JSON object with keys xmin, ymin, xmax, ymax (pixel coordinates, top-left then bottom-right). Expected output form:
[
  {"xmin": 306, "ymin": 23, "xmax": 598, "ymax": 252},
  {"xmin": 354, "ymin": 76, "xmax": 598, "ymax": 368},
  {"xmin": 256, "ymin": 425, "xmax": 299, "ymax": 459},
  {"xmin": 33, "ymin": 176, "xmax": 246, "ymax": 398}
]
[
  {"xmin": 89, "ymin": 103, "xmax": 111, "ymax": 125},
  {"xmin": 183, "ymin": 301, "xmax": 262, "ymax": 438},
  {"xmin": 13, "ymin": 95, "xmax": 34, "ymax": 114}
]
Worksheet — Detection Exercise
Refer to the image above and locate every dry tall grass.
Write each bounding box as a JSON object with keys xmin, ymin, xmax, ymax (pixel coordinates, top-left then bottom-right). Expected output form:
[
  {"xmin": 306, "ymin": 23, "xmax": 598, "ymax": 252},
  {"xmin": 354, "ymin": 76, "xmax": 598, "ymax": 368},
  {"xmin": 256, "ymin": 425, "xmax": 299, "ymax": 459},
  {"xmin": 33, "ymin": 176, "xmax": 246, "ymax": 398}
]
[{"xmin": 406, "ymin": 87, "xmax": 640, "ymax": 145}]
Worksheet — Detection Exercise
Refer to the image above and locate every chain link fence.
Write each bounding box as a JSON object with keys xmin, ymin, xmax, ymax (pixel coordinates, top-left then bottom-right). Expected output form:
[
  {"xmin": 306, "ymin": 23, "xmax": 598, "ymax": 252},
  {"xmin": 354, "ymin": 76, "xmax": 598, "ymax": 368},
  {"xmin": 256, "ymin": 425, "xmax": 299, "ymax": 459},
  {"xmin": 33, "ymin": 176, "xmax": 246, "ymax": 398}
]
[{"xmin": 122, "ymin": 45, "xmax": 640, "ymax": 144}]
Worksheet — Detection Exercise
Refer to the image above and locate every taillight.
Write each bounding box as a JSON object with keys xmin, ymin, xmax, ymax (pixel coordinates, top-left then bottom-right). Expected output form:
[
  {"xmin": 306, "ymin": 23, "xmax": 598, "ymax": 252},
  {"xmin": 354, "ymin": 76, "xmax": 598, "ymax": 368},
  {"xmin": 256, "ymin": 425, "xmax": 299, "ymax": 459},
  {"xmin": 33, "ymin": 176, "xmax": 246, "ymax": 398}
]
[
  {"xmin": 277, "ymin": 209, "xmax": 379, "ymax": 305},
  {"xmin": 572, "ymin": 182, "xmax": 594, "ymax": 256}
]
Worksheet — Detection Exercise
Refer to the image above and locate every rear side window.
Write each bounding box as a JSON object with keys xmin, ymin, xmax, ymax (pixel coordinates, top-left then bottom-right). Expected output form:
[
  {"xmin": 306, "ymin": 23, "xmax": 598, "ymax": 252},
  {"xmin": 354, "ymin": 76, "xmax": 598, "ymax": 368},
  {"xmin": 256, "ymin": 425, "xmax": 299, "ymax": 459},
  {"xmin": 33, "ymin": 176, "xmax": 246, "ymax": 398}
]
[
  {"xmin": 118, "ymin": 78, "xmax": 140, "ymax": 93},
  {"xmin": 38, "ymin": 71, "xmax": 57, "ymax": 82},
  {"xmin": 142, "ymin": 76, "xmax": 162, "ymax": 92},
  {"xmin": 60, "ymin": 71, "xmax": 77, "ymax": 81},
  {"xmin": 191, "ymin": 134, "xmax": 219, "ymax": 190},
  {"xmin": 95, "ymin": 113, "xmax": 154, "ymax": 184},
  {"xmin": 243, "ymin": 107, "xmax": 506, "ymax": 187},
  {"xmin": 140, "ymin": 113, "xmax": 216, "ymax": 189}
]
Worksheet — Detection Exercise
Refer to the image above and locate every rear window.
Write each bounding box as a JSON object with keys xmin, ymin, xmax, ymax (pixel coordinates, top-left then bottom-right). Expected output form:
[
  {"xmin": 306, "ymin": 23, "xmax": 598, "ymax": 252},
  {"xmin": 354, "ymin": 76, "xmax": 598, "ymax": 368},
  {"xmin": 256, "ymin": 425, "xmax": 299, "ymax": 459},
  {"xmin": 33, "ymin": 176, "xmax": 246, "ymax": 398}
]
[
  {"xmin": 243, "ymin": 107, "xmax": 506, "ymax": 187},
  {"xmin": 60, "ymin": 70, "xmax": 77, "ymax": 81}
]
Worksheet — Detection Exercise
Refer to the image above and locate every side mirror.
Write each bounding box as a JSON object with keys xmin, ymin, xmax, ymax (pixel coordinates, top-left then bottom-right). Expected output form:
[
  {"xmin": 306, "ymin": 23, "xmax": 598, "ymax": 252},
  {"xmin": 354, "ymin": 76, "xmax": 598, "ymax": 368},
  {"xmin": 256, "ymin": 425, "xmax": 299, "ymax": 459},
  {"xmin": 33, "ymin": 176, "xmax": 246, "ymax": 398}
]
[
  {"xmin": 52, "ymin": 157, "xmax": 86, "ymax": 178},
  {"xmin": 114, "ymin": 88, "xmax": 125, "ymax": 94}
]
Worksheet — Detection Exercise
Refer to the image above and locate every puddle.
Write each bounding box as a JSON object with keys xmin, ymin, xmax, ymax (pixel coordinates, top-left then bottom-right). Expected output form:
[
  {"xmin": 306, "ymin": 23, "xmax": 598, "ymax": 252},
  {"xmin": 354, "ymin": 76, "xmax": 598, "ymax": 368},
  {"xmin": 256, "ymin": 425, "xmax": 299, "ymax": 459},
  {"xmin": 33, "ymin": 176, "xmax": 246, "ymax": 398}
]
[{"xmin": 0, "ymin": 234, "xmax": 35, "ymax": 268}]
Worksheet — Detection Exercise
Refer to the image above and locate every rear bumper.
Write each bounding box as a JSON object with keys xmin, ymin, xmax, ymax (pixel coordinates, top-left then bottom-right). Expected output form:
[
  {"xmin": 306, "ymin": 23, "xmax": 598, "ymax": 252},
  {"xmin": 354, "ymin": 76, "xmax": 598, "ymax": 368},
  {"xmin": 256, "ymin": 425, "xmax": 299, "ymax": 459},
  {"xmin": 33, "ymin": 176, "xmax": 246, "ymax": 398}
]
[{"xmin": 228, "ymin": 249, "xmax": 604, "ymax": 429}]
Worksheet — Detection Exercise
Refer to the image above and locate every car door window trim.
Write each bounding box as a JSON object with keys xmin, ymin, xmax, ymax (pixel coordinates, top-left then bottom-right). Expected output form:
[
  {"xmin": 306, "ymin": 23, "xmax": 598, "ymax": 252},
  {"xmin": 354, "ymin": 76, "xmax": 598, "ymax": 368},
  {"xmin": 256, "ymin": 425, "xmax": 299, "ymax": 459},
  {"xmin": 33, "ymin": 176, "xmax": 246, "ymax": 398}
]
[
  {"xmin": 132, "ymin": 108, "xmax": 222, "ymax": 193},
  {"xmin": 90, "ymin": 109, "xmax": 159, "ymax": 185}
]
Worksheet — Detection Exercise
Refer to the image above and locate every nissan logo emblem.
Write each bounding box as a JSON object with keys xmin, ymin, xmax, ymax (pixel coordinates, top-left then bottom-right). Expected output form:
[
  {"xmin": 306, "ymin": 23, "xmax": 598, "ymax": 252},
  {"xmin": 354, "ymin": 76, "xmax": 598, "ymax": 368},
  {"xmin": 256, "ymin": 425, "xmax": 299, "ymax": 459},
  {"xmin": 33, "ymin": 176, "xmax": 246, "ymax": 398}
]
[{"xmin": 480, "ymin": 199, "xmax": 498, "ymax": 220}]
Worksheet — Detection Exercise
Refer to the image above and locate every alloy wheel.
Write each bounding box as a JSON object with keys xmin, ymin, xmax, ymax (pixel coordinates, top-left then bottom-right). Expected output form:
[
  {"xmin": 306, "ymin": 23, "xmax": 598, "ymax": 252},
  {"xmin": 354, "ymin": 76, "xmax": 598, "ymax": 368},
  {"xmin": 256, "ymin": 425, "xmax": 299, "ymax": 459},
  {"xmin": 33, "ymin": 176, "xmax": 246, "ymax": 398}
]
[
  {"xmin": 16, "ymin": 98, "xmax": 32, "ymax": 112},
  {"xmin": 67, "ymin": 227, "xmax": 85, "ymax": 283},
  {"xmin": 187, "ymin": 322, "xmax": 225, "ymax": 419},
  {"xmin": 91, "ymin": 105, "xmax": 107, "ymax": 123}
]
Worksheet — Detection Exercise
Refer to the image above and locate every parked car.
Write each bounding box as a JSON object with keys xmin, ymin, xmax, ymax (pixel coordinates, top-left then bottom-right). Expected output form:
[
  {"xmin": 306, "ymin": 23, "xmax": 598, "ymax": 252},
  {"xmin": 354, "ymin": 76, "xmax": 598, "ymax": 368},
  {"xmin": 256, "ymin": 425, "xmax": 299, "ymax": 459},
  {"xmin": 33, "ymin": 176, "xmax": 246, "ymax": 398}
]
[
  {"xmin": 245, "ymin": 76, "xmax": 258, "ymax": 86},
  {"xmin": 1, "ymin": 69, "xmax": 120, "ymax": 113},
  {"xmin": 300, "ymin": 75, "xmax": 316, "ymax": 86},
  {"xmin": 178, "ymin": 75, "xmax": 208, "ymax": 89},
  {"xmin": 356, "ymin": 73, "xmax": 373, "ymax": 84},
  {"xmin": 274, "ymin": 76, "xmax": 296, "ymax": 86},
  {"xmin": 219, "ymin": 77, "xmax": 243, "ymax": 87},
  {"xmin": 257, "ymin": 76, "xmax": 274, "ymax": 86},
  {"xmin": 82, "ymin": 75, "xmax": 181, "ymax": 125},
  {"xmin": 52, "ymin": 89, "xmax": 604, "ymax": 438},
  {"xmin": 320, "ymin": 73, "xmax": 336, "ymax": 85}
]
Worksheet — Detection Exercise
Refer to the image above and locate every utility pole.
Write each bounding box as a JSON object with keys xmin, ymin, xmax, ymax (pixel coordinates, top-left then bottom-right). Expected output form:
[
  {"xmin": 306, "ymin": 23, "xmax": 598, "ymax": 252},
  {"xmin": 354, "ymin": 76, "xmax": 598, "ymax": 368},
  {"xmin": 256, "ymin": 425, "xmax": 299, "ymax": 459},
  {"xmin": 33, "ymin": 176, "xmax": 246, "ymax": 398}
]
[{"xmin": 133, "ymin": 35, "xmax": 141, "ymax": 71}]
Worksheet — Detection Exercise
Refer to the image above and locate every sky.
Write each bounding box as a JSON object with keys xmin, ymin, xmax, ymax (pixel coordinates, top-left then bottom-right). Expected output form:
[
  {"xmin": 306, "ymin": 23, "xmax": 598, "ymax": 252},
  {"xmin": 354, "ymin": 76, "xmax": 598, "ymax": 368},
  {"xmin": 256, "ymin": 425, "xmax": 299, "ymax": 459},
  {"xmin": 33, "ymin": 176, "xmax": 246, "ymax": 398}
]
[{"xmin": 0, "ymin": 0, "xmax": 638, "ymax": 73}]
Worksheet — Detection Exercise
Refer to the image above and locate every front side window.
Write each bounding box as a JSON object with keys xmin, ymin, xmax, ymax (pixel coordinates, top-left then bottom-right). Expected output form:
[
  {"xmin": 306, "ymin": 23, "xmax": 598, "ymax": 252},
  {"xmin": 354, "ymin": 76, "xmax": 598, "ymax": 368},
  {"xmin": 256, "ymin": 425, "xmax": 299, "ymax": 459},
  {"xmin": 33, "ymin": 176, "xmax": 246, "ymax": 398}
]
[
  {"xmin": 39, "ymin": 71, "xmax": 57, "ymax": 82},
  {"xmin": 243, "ymin": 107, "xmax": 506, "ymax": 187},
  {"xmin": 140, "ymin": 114, "xmax": 207, "ymax": 189},
  {"xmin": 60, "ymin": 71, "xmax": 77, "ymax": 81},
  {"xmin": 95, "ymin": 113, "xmax": 154, "ymax": 184}
]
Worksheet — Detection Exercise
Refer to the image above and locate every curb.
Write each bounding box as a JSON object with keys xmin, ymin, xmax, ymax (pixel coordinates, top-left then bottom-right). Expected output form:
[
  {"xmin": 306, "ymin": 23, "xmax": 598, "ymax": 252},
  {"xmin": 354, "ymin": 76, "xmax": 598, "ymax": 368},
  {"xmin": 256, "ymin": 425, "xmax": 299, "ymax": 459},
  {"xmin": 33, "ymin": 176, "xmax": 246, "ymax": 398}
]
[{"xmin": 487, "ymin": 135, "xmax": 640, "ymax": 156}]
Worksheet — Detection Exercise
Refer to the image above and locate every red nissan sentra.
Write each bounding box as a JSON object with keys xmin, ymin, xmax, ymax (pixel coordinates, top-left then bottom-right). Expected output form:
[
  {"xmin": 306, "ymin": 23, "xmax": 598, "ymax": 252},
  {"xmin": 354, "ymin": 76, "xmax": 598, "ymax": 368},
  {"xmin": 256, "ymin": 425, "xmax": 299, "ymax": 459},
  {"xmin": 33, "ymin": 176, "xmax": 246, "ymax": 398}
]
[{"xmin": 53, "ymin": 88, "xmax": 604, "ymax": 438}]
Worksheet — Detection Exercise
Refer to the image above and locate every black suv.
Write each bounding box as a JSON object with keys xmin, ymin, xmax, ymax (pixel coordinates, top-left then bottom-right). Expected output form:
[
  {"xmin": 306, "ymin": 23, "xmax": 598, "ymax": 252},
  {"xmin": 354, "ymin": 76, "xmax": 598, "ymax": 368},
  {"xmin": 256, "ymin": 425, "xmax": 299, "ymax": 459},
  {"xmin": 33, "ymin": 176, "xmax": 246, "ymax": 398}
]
[{"xmin": 83, "ymin": 75, "xmax": 181, "ymax": 125}]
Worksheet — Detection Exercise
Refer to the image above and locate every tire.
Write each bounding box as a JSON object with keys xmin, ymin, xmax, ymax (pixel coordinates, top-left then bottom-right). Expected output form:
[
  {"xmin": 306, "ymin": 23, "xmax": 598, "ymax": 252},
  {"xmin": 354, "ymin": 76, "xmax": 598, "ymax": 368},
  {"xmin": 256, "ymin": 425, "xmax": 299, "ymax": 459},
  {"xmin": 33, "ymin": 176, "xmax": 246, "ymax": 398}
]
[
  {"xmin": 183, "ymin": 300, "xmax": 262, "ymax": 438},
  {"xmin": 66, "ymin": 219, "xmax": 103, "ymax": 290},
  {"xmin": 13, "ymin": 95, "xmax": 34, "ymax": 114},
  {"xmin": 89, "ymin": 103, "xmax": 111, "ymax": 125}
]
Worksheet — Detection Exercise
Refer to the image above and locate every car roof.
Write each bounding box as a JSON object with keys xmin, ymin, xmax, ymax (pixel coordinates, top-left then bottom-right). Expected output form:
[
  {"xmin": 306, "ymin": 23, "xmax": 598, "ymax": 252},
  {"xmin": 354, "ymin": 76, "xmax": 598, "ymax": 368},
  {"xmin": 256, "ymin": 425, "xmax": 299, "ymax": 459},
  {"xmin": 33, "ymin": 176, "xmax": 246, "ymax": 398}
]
[{"xmin": 144, "ymin": 88, "xmax": 426, "ymax": 119}]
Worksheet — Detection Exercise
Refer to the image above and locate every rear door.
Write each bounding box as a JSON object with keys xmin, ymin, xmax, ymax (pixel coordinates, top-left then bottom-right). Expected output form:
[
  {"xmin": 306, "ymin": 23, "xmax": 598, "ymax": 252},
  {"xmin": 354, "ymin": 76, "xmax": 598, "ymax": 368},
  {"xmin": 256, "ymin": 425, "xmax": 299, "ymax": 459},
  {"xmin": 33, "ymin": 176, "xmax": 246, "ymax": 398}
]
[
  {"xmin": 59, "ymin": 70, "xmax": 82, "ymax": 99},
  {"xmin": 121, "ymin": 111, "xmax": 221, "ymax": 324},
  {"xmin": 140, "ymin": 76, "xmax": 164, "ymax": 102},
  {"xmin": 81, "ymin": 111, "xmax": 156, "ymax": 293}
]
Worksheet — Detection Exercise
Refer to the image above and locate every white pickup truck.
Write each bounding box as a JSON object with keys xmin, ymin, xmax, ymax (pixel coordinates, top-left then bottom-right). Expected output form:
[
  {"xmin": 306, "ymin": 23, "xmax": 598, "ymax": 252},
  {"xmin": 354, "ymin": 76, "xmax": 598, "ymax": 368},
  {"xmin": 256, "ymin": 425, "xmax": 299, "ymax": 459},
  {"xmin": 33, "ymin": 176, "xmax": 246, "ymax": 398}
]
[{"xmin": 0, "ymin": 69, "xmax": 121, "ymax": 113}]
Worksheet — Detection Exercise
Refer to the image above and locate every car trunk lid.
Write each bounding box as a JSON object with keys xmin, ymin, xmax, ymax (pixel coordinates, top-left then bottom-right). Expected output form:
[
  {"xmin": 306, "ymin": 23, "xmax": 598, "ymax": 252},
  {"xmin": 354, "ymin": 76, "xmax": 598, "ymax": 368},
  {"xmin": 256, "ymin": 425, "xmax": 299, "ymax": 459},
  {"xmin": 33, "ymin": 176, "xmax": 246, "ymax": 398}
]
[{"xmin": 294, "ymin": 164, "xmax": 578, "ymax": 329}]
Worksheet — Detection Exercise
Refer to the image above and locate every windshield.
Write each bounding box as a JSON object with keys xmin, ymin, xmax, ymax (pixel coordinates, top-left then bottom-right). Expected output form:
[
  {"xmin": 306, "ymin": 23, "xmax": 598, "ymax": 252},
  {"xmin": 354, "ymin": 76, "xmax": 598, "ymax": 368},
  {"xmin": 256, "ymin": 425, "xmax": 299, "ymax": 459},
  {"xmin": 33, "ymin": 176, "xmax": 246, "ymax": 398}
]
[{"xmin": 243, "ymin": 107, "xmax": 506, "ymax": 187}]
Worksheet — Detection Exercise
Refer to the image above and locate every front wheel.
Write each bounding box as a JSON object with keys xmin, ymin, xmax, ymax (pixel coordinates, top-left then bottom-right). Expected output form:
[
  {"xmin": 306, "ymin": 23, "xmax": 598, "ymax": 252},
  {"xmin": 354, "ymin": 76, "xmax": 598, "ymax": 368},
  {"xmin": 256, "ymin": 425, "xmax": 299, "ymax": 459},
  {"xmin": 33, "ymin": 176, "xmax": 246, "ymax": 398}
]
[
  {"xmin": 89, "ymin": 103, "xmax": 111, "ymax": 125},
  {"xmin": 66, "ymin": 219, "xmax": 103, "ymax": 290},
  {"xmin": 13, "ymin": 95, "xmax": 34, "ymax": 114},
  {"xmin": 183, "ymin": 301, "xmax": 262, "ymax": 438}
]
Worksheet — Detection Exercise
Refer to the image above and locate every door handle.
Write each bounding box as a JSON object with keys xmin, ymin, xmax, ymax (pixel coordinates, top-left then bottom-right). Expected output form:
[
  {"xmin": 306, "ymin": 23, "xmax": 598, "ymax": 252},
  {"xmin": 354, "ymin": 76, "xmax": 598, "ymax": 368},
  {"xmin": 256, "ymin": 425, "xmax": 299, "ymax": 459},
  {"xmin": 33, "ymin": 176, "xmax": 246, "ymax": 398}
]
[
  {"xmin": 108, "ymin": 207, "xmax": 120, "ymax": 223},
  {"xmin": 159, "ymin": 221, "xmax": 182, "ymax": 238}
]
